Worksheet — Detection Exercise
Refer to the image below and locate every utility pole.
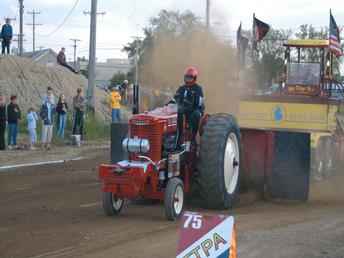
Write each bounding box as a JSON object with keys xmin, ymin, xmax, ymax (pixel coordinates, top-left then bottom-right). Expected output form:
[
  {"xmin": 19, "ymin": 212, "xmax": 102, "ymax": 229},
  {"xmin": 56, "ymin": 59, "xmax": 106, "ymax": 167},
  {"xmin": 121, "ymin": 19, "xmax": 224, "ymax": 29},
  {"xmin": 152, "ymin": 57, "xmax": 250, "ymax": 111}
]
[
  {"xmin": 131, "ymin": 36, "xmax": 142, "ymax": 86},
  {"xmin": 27, "ymin": 10, "xmax": 42, "ymax": 53},
  {"xmin": 206, "ymin": 0, "xmax": 210, "ymax": 29},
  {"xmin": 12, "ymin": 34, "xmax": 26, "ymax": 55},
  {"xmin": 70, "ymin": 38, "xmax": 81, "ymax": 69},
  {"xmin": 84, "ymin": 1, "xmax": 106, "ymax": 110},
  {"xmin": 19, "ymin": 0, "xmax": 24, "ymax": 56},
  {"xmin": 135, "ymin": 42, "xmax": 139, "ymax": 86}
]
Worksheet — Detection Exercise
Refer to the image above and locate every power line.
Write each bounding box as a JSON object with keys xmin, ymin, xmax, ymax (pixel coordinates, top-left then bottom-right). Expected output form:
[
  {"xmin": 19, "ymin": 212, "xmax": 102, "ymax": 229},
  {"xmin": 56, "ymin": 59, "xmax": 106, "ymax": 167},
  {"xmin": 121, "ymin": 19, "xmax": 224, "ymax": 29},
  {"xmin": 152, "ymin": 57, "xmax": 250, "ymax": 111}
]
[
  {"xmin": 78, "ymin": 48, "xmax": 123, "ymax": 53},
  {"xmin": 4, "ymin": 17, "xmax": 16, "ymax": 23},
  {"xmin": 12, "ymin": 33, "xmax": 26, "ymax": 54},
  {"xmin": 83, "ymin": 10, "xmax": 106, "ymax": 16},
  {"xmin": 26, "ymin": 10, "xmax": 42, "ymax": 53},
  {"xmin": 44, "ymin": 0, "xmax": 80, "ymax": 37}
]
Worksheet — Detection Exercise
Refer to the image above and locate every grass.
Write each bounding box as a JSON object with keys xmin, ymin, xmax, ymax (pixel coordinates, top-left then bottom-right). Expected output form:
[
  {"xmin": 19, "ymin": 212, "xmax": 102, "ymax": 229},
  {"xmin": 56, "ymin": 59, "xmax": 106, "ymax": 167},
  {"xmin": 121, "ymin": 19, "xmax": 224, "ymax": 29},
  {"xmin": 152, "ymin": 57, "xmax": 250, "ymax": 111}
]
[
  {"xmin": 16, "ymin": 111, "xmax": 110, "ymax": 144},
  {"xmin": 83, "ymin": 112, "xmax": 110, "ymax": 141}
]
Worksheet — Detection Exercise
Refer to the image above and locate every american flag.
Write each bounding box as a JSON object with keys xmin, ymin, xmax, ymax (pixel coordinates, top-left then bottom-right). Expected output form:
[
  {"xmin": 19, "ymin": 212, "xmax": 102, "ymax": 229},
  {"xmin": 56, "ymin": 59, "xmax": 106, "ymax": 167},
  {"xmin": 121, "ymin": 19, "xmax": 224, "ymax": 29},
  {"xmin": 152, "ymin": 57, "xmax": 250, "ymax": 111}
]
[{"xmin": 329, "ymin": 12, "xmax": 342, "ymax": 57}]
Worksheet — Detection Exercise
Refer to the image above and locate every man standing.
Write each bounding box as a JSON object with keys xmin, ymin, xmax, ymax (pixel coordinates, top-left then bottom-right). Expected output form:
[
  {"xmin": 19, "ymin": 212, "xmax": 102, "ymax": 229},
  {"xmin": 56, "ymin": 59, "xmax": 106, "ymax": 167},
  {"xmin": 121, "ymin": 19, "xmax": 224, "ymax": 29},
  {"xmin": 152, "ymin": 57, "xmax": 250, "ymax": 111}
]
[
  {"xmin": 72, "ymin": 88, "xmax": 85, "ymax": 138},
  {"xmin": 7, "ymin": 95, "xmax": 21, "ymax": 149},
  {"xmin": 0, "ymin": 94, "xmax": 6, "ymax": 150},
  {"xmin": 109, "ymin": 86, "xmax": 121, "ymax": 123},
  {"xmin": 1, "ymin": 18, "xmax": 13, "ymax": 55},
  {"xmin": 57, "ymin": 47, "xmax": 77, "ymax": 73}
]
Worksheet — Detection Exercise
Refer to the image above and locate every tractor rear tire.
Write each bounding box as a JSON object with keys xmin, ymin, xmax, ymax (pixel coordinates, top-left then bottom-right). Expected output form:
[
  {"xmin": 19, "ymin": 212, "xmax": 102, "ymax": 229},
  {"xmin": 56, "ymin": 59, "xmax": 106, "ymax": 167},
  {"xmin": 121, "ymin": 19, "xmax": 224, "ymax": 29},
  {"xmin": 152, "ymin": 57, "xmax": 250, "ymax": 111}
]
[
  {"xmin": 102, "ymin": 192, "xmax": 124, "ymax": 216},
  {"xmin": 198, "ymin": 114, "xmax": 240, "ymax": 209},
  {"xmin": 164, "ymin": 177, "xmax": 184, "ymax": 221}
]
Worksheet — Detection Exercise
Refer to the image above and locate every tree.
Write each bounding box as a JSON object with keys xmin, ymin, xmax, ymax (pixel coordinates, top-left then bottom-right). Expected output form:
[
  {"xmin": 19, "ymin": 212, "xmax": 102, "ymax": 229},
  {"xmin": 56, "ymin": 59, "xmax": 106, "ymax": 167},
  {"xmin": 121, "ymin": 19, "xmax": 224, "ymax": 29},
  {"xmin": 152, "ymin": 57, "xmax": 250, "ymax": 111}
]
[
  {"xmin": 110, "ymin": 72, "xmax": 126, "ymax": 87},
  {"xmin": 295, "ymin": 24, "xmax": 328, "ymax": 62},
  {"xmin": 254, "ymin": 29, "xmax": 292, "ymax": 89},
  {"xmin": 122, "ymin": 9, "xmax": 202, "ymax": 78},
  {"xmin": 295, "ymin": 24, "xmax": 343, "ymax": 77}
]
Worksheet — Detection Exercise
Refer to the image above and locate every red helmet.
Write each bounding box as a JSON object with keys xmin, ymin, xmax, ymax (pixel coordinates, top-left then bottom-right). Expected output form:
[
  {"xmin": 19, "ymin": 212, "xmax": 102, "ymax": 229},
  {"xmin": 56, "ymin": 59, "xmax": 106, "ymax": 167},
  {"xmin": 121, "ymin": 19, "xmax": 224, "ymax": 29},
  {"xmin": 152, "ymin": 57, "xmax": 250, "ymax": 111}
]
[{"xmin": 184, "ymin": 66, "xmax": 198, "ymax": 86}]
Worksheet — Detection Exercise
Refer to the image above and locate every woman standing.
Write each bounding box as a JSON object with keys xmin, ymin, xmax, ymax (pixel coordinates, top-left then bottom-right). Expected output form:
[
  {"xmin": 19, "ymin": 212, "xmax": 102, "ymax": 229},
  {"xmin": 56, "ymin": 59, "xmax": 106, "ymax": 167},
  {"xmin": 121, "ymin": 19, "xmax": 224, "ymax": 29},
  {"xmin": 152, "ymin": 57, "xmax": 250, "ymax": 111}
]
[{"xmin": 56, "ymin": 94, "xmax": 68, "ymax": 139}]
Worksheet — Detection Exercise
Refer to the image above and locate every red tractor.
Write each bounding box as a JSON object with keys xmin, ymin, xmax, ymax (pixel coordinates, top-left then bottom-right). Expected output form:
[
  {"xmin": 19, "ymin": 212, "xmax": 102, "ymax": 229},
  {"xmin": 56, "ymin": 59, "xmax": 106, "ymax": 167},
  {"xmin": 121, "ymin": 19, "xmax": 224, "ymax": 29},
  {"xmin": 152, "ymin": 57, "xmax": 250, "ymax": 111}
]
[{"xmin": 99, "ymin": 85, "xmax": 240, "ymax": 220}]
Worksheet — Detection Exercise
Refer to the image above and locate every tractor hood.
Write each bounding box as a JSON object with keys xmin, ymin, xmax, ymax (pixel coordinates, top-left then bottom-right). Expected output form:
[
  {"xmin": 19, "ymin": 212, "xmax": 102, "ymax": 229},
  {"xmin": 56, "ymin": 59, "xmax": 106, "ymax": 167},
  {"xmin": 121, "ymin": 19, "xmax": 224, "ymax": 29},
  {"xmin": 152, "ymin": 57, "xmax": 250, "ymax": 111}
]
[{"xmin": 131, "ymin": 104, "xmax": 178, "ymax": 127}]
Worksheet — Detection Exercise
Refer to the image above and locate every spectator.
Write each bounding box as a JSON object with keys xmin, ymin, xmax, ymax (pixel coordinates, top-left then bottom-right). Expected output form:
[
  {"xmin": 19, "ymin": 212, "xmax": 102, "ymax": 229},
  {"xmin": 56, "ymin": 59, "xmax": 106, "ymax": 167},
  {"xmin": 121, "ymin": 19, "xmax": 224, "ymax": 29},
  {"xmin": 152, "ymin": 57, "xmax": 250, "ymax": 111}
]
[
  {"xmin": 27, "ymin": 107, "xmax": 38, "ymax": 150},
  {"xmin": 72, "ymin": 88, "xmax": 85, "ymax": 138},
  {"xmin": 56, "ymin": 94, "xmax": 68, "ymax": 139},
  {"xmin": 7, "ymin": 95, "xmax": 21, "ymax": 149},
  {"xmin": 57, "ymin": 47, "xmax": 77, "ymax": 73},
  {"xmin": 0, "ymin": 94, "xmax": 6, "ymax": 150},
  {"xmin": 40, "ymin": 95, "xmax": 55, "ymax": 150},
  {"xmin": 1, "ymin": 18, "xmax": 13, "ymax": 55},
  {"xmin": 109, "ymin": 86, "xmax": 121, "ymax": 123},
  {"xmin": 42, "ymin": 87, "xmax": 55, "ymax": 105}
]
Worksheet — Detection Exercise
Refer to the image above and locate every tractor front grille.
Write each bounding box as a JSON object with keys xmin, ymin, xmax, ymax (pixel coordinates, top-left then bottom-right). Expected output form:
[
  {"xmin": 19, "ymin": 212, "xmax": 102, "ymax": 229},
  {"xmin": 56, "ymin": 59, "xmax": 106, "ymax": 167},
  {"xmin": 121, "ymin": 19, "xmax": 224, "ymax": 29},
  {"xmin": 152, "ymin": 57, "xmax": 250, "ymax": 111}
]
[{"xmin": 129, "ymin": 117, "xmax": 164, "ymax": 162}]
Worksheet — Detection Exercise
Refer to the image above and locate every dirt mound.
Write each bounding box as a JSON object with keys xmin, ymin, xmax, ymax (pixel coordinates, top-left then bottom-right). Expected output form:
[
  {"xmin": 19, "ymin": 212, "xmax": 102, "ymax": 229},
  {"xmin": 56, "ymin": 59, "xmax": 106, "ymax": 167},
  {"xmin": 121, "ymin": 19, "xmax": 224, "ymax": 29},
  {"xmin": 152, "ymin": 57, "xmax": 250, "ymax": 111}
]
[{"xmin": 0, "ymin": 56, "xmax": 109, "ymax": 119}]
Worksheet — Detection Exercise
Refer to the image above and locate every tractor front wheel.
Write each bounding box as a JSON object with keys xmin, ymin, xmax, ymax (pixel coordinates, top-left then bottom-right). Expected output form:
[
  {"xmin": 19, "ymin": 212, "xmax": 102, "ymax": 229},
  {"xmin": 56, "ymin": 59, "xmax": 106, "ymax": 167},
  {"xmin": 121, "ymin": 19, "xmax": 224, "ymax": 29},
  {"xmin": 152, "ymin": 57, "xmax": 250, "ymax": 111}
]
[
  {"xmin": 102, "ymin": 192, "xmax": 124, "ymax": 216},
  {"xmin": 164, "ymin": 177, "xmax": 184, "ymax": 221}
]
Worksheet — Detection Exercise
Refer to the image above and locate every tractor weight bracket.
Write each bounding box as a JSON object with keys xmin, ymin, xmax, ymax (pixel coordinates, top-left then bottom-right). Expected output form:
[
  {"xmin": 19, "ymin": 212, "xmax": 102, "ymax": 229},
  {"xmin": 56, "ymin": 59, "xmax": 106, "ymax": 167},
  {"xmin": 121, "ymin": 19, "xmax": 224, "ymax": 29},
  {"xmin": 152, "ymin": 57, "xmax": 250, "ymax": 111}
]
[{"xmin": 138, "ymin": 155, "xmax": 167, "ymax": 172}]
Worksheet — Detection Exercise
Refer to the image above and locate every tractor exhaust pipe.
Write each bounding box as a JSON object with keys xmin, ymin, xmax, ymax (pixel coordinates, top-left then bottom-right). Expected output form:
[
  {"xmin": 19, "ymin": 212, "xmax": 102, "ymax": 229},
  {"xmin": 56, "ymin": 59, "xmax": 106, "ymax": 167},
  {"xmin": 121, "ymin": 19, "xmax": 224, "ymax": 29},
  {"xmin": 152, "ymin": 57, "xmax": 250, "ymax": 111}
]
[{"xmin": 133, "ymin": 84, "xmax": 140, "ymax": 115}]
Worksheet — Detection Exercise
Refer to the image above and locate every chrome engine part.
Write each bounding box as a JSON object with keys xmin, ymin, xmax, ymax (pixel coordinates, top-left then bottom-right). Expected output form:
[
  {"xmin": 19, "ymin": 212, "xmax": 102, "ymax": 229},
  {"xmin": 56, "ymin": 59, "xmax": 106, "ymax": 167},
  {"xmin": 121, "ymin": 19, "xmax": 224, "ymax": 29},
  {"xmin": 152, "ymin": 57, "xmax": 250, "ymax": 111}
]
[{"xmin": 122, "ymin": 137, "xmax": 150, "ymax": 154}]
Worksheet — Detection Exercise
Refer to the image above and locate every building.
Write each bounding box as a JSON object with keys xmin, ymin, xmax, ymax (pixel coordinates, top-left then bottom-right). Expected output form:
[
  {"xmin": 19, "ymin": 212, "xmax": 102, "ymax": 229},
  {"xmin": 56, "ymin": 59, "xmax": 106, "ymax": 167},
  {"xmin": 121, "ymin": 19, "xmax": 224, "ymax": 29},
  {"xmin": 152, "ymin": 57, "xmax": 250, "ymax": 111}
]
[
  {"xmin": 79, "ymin": 58, "xmax": 132, "ymax": 89},
  {"xmin": 23, "ymin": 49, "xmax": 58, "ymax": 67}
]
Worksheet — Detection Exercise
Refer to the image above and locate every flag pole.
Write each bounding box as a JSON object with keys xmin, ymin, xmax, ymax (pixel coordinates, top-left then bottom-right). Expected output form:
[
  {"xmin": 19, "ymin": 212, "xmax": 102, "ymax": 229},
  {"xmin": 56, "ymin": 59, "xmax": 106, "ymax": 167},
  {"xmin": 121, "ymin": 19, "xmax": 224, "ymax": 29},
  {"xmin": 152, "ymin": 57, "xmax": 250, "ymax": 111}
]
[
  {"xmin": 237, "ymin": 22, "xmax": 241, "ymax": 64},
  {"xmin": 330, "ymin": 7, "xmax": 332, "ymax": 45},
  {"xmin": 329, "ymin": 8, "xmax": 333, "ymax": 96},
  {"xmin": 252, "ymin": 13, "xmax": 255, "ymax": 62},
  {"xmin": 237, "ymin": 22, "xmax": 242, "ymax": 81},
  {"xmin": 252, "ymin": 13, "xmax": 255, "ymax": 43}
]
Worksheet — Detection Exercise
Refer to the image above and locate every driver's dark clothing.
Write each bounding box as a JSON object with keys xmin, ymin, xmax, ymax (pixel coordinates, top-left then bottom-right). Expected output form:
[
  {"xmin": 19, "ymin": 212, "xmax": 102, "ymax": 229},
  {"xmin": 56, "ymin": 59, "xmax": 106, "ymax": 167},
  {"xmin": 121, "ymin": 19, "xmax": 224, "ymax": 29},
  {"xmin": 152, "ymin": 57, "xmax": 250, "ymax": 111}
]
[{"xmin": 174, "ymin": 83, "xmax": 204, "ymax": 148}]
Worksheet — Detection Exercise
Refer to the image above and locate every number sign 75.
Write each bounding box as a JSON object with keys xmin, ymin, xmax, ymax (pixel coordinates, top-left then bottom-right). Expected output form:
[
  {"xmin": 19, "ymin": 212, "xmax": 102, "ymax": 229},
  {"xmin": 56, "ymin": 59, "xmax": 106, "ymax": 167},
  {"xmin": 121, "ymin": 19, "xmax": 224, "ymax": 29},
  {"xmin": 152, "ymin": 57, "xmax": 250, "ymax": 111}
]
[{"xmin": 183, "ymin": 214, "xmax": 202, "ymax": 229}]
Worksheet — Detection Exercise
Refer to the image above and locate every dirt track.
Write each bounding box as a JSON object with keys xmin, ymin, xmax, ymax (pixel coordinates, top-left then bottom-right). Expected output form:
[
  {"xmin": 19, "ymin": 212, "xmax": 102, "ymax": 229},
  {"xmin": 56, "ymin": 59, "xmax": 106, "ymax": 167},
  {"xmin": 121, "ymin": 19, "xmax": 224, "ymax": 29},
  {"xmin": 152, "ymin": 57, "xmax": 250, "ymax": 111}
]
[{"xmin": 1, "ymin": 149, "xmax": 344, "ymax": 258}]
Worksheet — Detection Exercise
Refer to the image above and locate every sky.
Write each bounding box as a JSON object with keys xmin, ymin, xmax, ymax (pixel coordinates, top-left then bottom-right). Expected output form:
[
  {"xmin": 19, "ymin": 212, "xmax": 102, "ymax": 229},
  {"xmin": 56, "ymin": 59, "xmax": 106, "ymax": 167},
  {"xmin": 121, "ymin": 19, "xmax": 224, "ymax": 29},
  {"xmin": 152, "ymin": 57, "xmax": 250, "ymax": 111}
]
[{"xmin": 0, "ymin": 0, "xmax": 343, "ymax": 62}]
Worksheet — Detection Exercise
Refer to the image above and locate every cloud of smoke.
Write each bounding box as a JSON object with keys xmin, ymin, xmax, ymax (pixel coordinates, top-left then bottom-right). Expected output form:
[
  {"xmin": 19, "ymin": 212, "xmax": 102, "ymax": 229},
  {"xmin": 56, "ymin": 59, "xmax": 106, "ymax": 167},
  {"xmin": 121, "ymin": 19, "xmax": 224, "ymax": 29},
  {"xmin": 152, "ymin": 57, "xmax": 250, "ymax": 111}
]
[{"xmin": 140, "ymin": 29, "xmax": 242, "ymax": 114}]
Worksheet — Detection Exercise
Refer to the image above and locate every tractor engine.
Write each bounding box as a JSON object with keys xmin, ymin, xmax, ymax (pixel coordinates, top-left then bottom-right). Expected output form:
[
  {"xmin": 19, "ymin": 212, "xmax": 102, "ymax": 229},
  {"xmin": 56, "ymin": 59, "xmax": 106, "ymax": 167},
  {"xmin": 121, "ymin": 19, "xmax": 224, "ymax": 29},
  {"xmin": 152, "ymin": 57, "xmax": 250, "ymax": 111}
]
[
  {"xmin": 109, "ymin": 105, "xmax": 184, "ymax": 191},
  {"xmin": 123, "ymin": 106, "xmax": 178, "ymax": 163}
]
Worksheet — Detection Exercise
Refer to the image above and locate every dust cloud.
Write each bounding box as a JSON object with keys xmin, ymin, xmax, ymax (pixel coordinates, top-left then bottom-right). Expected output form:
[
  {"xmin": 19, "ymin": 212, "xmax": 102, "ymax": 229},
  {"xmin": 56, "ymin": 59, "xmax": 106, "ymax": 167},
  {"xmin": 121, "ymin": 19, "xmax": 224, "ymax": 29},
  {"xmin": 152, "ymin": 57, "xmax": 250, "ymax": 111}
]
[
  {"xmin": 310, "ymin": 167, "xmax": 344, "ymax": 203},
  {"xmin": 139, "ymin": 29, "xmax": 244, "ymax": 114}
]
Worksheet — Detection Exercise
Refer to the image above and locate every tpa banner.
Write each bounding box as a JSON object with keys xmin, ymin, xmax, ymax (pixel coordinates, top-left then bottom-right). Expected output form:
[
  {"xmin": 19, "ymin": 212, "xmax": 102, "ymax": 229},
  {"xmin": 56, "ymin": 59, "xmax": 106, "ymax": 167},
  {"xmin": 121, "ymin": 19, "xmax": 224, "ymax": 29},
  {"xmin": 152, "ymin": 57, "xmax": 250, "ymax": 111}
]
[{"xmin": 177, "ymin": 212, "xmax": 236, "ymax": 258}]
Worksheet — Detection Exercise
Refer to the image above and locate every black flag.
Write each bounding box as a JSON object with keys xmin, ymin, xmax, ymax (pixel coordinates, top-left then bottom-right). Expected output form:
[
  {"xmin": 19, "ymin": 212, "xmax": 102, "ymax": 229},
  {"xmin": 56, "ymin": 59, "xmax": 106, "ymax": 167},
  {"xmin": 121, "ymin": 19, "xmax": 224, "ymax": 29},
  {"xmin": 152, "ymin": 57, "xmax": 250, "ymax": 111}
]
[{"xmin": 253, "ymin": 15, "xmax": 270, "ymax": 42}]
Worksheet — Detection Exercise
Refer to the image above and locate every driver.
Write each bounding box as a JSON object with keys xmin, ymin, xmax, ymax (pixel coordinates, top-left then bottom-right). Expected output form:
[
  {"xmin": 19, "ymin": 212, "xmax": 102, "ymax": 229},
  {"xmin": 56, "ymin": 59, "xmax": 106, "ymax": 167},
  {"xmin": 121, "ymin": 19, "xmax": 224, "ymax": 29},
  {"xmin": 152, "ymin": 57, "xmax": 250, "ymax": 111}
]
[{"xmin": 173, "ymin": 66, "xmax": 205, "ymax": 150}]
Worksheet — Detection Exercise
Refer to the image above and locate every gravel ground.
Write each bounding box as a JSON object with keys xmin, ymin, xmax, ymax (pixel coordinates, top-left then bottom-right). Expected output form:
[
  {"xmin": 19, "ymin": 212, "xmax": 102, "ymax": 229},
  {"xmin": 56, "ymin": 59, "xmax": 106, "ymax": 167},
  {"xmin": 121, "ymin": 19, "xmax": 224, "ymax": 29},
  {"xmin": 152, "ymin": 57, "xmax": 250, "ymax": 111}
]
[{"xmin": 0, "ymin": 148, "xmax": 343, "ymax": 258}]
